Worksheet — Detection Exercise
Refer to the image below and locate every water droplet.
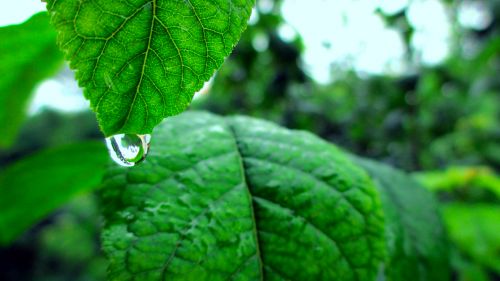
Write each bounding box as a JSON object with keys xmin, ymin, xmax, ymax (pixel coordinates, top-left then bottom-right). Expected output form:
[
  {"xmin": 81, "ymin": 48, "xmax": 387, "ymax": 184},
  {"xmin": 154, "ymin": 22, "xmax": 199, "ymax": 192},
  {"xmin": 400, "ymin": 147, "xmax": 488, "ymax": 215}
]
[{"xmin": 106, "ymin": 134, "xmax": 151, "ymax": 167}]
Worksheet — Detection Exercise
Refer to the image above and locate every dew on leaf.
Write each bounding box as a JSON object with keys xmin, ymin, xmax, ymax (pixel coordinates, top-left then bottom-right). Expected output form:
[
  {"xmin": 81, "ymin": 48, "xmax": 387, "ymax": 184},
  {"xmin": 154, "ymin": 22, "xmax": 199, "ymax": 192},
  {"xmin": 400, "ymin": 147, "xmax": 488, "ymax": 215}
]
[{"xmin": 105, "ymin": 134, "xmax": 151, "ymax": 167}]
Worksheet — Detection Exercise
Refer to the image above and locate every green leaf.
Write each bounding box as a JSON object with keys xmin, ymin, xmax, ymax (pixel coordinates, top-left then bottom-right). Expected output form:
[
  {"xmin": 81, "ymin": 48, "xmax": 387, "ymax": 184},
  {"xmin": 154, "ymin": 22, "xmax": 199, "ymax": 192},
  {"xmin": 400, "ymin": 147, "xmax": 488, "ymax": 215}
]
[
  {"xmin": 353, "ymin": 157, "xmax": 451, "ymax": 281},
  {"xmin": 46, "ymin": 0, "xmax": 254, "ymax": 136},
  {"xmin": 0, "ymin": 12, "xmax": 64, "ymax": 148},
  {"xmin": 0, "ymin": 141, "xmax": 108, "ymax": 245},
  {"xmin": 101, "ymin": 112, "xmax": 386, "ymax": 281},
  {"xmin": 443, "ymin": 203, "xmax": 500, "ymax": 274}
]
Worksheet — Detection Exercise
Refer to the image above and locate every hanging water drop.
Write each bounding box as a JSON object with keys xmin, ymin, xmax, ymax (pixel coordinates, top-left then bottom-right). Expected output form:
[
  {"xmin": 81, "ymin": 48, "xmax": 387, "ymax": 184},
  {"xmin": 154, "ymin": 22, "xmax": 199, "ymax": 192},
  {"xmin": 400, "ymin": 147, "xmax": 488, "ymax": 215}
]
[{"xmin": 105, "ymin": 134, "xmax": 151, "ymax": 167}]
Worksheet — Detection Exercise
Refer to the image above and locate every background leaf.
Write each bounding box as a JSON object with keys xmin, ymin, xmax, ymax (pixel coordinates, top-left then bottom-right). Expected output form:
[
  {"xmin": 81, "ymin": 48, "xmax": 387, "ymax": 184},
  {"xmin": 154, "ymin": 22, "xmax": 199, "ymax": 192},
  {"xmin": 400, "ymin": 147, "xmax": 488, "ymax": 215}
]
[
  {"xmin": 100, "ymin": 111, "xmax": 386, "ymax": 281},
  {"xmin": 353, "ymin": 158, "xmax": 451, "ymax": 281},
  {"xmin": 443, "ymin": 203, "xmax": 500, "ymax": 275},
  {"xmin": 0, "ymin": 12, "xmax": 64, "ymax": 148},
  {"xmin": 46, "ymin": 0, "xmax": 254, "ymax": 136},
  {"xmin": 0, "ymin": 141, "xmax": 108, "ymax": 245},
  {"xmin": 414, "ymin": 166, "xmax": 500, "ymax": 201}
]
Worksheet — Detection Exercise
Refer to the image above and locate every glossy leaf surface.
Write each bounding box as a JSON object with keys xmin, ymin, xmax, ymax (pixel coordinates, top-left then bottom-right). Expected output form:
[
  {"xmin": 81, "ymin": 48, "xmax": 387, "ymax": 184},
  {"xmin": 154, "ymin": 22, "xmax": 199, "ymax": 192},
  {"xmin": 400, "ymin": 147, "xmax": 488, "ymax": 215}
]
[
  {"xmin": 101, "ymin": 112, "xmax": 386, "ymax": 280},
  {"xmin": 46, "ymin": 0, "xmax": 254, "ymax": 136}
]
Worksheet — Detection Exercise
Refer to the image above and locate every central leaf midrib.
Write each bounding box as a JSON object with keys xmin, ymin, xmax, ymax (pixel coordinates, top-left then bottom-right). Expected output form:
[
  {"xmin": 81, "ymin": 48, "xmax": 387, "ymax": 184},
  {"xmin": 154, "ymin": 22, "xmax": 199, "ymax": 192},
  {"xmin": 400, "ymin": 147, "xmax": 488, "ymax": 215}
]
[
  {"xmin": 226, "ymin": 122, "xmax": 265, "ymax": 281},
  {"xmin": 118, "ymin": 0, "xmax": 157, "ymax": 133},
  {"xmin": 226, "ymin": 121, "xmax": 377, "ymax": 281}
]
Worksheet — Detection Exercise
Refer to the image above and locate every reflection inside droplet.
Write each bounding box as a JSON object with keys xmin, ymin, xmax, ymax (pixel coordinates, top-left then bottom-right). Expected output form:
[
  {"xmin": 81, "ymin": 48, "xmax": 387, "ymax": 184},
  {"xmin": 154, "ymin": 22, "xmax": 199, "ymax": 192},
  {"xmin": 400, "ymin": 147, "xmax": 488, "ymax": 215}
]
[{"xmin": 105, "ymin": 134, "xmax": 151, "ymax": 167}]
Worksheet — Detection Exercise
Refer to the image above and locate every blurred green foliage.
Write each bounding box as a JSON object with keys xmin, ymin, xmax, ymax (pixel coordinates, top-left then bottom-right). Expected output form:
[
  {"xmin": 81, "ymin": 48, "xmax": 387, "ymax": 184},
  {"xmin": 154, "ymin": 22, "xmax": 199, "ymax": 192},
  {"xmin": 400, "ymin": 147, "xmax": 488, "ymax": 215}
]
[
  {"xmin": 415, "ymin": 166, "xmax": 500, "ymax": 202},
  {"xmin": 193, "ymin": 0, "xmax": 500, "ymax": 172},
  {"xmin": 444, "ymin": 204, "xmax": 500, "ymax": 280},
  {"xmin": 0, "ymin": 0, "xmax": 499, "ymax": 280},
  {"xmin": 0, "ymin": 195, "xmax": 107, "ymax": 281},
  {"xmin": 0, "ymin": 13, "xmax": 63, "ymax": 148},
  {"xmin": 417, "ymin": 167, "xmax": 500, "ymax": 281},
  {"xmin": 0, "ymin": 141, "xmax": 108, "ymax": 245}
]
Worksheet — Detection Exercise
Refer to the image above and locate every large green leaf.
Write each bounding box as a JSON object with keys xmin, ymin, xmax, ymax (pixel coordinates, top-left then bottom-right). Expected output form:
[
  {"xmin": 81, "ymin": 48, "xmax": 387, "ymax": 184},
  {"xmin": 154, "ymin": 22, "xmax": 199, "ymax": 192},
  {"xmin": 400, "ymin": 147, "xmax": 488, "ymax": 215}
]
[
  {"xmin": 0, "ymin": 12, "xmax": 64, "ymax": 148},
  {"xmin": 354, "ymin": 158, "xmax": 451, "ymax": 281},
  {"xmin": 101, "ymin": 112, "xmax": 386, "ymax": 280},
  {"xmin": 46, "ymin": 0, "xmax": 254, "ymax": 136},
  {"xmin": 0, "ymin": 141, "xmax": 108, "ymax": 245}
]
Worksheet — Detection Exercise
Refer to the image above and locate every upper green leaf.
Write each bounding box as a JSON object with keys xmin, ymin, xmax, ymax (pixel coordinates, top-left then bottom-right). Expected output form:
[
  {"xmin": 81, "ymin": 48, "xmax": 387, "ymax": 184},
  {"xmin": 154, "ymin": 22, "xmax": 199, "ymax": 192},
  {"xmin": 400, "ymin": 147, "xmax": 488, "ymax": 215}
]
[
  {"xmin": 100, "ymin": 111, "xmax": 386, "ymax": 281},
  {"xmin": 0, "ymin": 141, "xmax": 108, "ymax": 245},
  {"xmin": 46, "ymin": 0, "xmax": 254, "ymax": 136},
  {"xmin": 353, "ymin": 157, "xmax": 451, "ymax": 281},
  {"xmin": 0, "ymin": 12, "xmax": 64, "ymax": 148}
]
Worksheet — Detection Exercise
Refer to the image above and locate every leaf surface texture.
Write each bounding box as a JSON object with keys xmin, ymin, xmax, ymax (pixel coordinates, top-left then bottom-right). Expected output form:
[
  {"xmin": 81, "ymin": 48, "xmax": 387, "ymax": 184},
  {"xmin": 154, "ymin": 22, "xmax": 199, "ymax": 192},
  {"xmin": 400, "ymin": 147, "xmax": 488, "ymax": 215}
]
[
  {"xmin": 101, "ymin": 112, "xmax": 386, "ymax": 280},
  {"xmin": 46, "ymin": 0, "xmax": 253, "ymax": 136}
]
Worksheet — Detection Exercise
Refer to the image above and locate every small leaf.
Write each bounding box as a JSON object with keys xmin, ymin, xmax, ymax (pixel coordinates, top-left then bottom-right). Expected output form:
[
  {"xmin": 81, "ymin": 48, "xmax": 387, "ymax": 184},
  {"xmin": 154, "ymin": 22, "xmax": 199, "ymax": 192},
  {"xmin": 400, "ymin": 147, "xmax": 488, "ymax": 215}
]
[
  {"xmin": 353, "ymin": 157, "xmax": 451, "ymax": 281},
  {"xmin": 46, "ymin": 0, "xmax": 254, "ymax": 136},
  {"xmin": 0, "ymin": 141, "xmax": 108, "ymax": 245},
  {"xmin": 100, "ymin": 112, "xmax": 386, "ymax": 280},
  {"xmin": 0, "ymin": 12, "xmax": 64, "ymax": 148}
]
